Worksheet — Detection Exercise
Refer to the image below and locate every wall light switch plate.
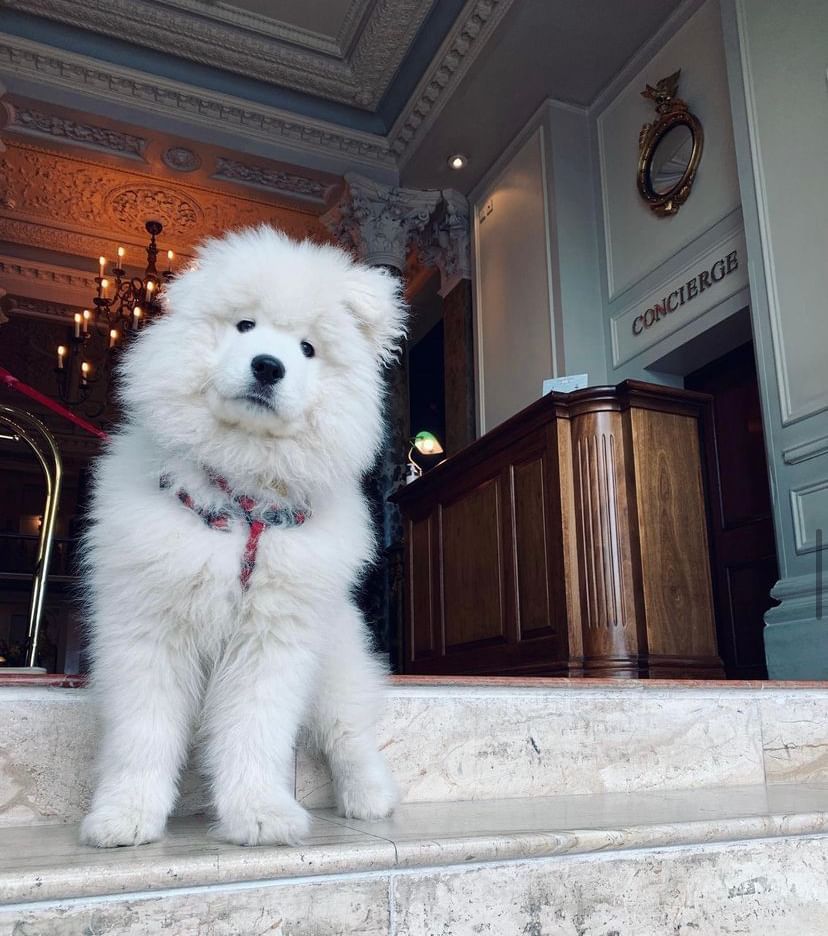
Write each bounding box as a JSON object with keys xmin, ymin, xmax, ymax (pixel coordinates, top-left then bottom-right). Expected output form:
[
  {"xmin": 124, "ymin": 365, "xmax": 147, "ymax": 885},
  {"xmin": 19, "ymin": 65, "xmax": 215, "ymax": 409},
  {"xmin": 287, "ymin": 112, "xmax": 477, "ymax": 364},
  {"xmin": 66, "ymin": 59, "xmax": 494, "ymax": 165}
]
[{"xmin": 543, "ymin": 374, "xmax": 589, "ymax": 395}]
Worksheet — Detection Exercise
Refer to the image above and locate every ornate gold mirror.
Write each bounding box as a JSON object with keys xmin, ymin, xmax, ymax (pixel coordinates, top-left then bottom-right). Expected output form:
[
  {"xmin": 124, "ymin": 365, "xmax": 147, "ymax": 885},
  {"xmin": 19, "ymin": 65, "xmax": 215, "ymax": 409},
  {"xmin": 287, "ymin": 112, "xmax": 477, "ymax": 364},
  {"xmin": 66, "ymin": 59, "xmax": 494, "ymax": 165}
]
[{"xmin": 637, "ymin": 70, "xmax": 703, "ymax": 217}]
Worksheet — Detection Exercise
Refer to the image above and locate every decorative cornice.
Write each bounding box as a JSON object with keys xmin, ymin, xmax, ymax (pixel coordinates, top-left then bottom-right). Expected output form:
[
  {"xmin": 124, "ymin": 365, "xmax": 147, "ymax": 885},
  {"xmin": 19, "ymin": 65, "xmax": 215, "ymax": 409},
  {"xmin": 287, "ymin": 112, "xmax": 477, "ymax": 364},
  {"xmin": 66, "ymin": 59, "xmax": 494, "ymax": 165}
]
[
  {"xmin": 3, "ymin": 294, "xmax": 79, "ymax": 323},
  {"xmin": 323, "ymin": 173, "xmax": 440, "ymax": 270},
  {"xmin": 211, "ymin": 157, "xmax": 331, "ymax": 204},
  {"xmin": 0, "ymin": 35, "xmax": 395, "ymax": 173},
  {"xmin": 0, "ymin": 3, "xmax": 513, "ymax": 176},
  {"xmin": 161, "ymin": 146, "xmax": 201, "ymax": 173},
  {"xmin": 9, "ymin": 105, "xmax": 146, "ymax": 160},
  {"xmin": 2, "ymin": 0, "xmax": 432, "ymax": 110},
  {"xmin": 389, "ymin": 0, "xmax": 517, "ymax": 161},
  {"xmin": 0, "ymin": 258, "xmax": 97, "ymax": 294},
  {"xmin": 421, "ymin": 189, "xmax": 472, "ymax": 295}
]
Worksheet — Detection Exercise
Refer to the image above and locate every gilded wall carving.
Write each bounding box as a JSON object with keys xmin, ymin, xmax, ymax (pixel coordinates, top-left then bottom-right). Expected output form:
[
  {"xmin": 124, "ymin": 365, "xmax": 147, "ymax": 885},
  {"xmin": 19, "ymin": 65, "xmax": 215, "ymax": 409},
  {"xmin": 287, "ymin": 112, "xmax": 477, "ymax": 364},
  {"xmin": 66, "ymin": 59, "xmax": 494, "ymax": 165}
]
[{"xmin": 0, "ymin": 140, "xmax": 325, "ymax": 264}]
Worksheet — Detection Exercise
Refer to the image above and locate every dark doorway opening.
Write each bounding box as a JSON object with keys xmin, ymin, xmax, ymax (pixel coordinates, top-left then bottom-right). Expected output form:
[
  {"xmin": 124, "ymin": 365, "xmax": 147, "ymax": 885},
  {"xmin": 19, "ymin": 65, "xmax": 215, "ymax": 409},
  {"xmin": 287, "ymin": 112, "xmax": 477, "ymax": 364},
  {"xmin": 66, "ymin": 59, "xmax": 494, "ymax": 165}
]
[
  {"xmin": 686, "ymin": 341, "xmax": 778, "ymax": 679},
  {"xmin": 408, "ymin": 319, "xmax": 446, "ymax": 457}
]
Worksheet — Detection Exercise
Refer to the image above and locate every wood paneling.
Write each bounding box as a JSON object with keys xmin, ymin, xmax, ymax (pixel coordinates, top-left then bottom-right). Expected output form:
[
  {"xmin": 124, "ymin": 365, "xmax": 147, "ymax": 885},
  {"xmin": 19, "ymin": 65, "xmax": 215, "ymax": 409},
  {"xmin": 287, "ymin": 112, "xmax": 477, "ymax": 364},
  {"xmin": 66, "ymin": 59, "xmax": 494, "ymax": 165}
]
[
  {"xmin": 512, "ymin": 457, "xmax": 552, "ymax": 638},
  {"xmin": 442, "ymin": 278, "xmax": 476, "ymax": 454},
  {"xmin": 631, "ymin": 409, "xmax": 716, "ymax": 660},
  {"xmin": 409, "ymin": 516, "xmax": 435, "ymax": 660},
  {"xmin": 394, "ymin": 380, "xmax": 723, "ymax": 679},
  {"xmin": 442, "ymin": 479, "xmax": 504, "ymax": 648}
]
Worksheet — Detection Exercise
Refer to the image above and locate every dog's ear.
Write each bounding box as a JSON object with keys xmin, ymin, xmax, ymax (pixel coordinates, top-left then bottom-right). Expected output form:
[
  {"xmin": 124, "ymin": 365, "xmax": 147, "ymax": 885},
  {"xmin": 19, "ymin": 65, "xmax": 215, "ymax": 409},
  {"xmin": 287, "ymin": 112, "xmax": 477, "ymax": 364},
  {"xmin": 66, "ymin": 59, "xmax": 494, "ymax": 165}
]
[{"xmin": 345, "ymin": 264, "xmax": 408, "ymax": 364}]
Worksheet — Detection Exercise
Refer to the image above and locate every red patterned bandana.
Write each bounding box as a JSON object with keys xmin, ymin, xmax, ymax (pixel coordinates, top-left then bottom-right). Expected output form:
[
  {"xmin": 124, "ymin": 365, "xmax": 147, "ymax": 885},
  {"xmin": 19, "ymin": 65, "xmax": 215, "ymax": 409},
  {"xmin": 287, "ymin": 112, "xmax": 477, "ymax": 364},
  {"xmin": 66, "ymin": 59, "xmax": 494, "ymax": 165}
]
[{"xmin": 160, "ymin": 472, "xmax": 309, "ymax": 589}]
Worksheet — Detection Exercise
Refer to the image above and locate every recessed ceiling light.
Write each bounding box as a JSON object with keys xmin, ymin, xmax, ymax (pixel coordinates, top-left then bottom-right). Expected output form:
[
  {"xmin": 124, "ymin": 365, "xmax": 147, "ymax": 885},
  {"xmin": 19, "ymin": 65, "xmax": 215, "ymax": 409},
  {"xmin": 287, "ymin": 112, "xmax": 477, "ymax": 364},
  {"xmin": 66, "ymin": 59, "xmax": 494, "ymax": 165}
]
[{"xmin": 448, "ymin": 154, "xmax": 468, "ymax": 170}]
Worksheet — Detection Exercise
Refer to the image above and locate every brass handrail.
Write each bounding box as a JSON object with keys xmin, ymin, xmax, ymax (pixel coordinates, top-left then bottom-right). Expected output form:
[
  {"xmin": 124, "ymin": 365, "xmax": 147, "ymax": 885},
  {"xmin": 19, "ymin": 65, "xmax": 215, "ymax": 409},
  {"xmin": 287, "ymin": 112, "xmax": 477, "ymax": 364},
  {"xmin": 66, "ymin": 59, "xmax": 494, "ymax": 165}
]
[{"xmin": 0, "ymin": 404, "xmax": 63, "ymax": 668}]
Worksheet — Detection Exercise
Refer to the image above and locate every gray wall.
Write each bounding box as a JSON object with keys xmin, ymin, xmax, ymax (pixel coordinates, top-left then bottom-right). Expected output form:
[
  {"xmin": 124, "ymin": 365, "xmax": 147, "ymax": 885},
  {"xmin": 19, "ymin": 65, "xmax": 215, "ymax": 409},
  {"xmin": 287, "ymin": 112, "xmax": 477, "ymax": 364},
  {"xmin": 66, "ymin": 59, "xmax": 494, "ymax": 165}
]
[{"xmin": 722, "ymin": 0, "xmax": 828, "ymax": 676}]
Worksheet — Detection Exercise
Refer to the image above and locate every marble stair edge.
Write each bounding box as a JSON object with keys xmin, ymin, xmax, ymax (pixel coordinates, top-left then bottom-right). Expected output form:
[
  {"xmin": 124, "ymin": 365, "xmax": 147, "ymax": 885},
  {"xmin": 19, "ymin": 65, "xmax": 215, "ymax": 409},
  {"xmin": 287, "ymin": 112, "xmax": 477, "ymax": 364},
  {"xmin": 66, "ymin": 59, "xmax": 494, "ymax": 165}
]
[
  {"xmin": 2, "ymin": 684, "xmax": 828, "ymax": 827},
  {"xmin": 3, "ymin": 797, "xmax": 828, "ymax": 934}
]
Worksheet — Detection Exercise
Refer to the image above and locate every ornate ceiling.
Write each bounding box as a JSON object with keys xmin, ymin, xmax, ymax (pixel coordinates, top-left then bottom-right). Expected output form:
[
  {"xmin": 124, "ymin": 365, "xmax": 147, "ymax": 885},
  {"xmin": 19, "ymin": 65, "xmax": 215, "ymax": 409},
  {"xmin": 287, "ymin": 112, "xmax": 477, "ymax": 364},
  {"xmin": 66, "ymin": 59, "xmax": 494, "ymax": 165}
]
[
  {"xmin": 2, "ymin": 0, "xmax": 437, "ymax": 111},
  {"xmin": 0, "ymin": 97, "xmax": 337, "ymax": 314}
]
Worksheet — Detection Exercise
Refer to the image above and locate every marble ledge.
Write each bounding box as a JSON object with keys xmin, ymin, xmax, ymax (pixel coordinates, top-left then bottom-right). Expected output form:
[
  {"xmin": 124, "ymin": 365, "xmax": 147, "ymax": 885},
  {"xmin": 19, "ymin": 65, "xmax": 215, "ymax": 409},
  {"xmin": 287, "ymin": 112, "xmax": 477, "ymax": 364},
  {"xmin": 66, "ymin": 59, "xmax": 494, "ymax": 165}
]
[
  {"xmin": 4, "ymin": 674, "xmax": 828, "ymax": 691},
  {"xmin": 3, "ymin": 783, "xmax": 828, "ymax": 906}
]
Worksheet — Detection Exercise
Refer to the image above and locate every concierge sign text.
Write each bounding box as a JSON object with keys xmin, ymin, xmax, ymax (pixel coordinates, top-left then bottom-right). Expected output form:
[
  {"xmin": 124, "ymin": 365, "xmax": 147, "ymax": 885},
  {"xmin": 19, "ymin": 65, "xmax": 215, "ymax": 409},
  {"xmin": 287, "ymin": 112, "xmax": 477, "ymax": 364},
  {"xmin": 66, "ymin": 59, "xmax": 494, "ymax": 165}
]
[{"xmin": 611, "ymin": 231, "xmax": 749, "ymax": 367}]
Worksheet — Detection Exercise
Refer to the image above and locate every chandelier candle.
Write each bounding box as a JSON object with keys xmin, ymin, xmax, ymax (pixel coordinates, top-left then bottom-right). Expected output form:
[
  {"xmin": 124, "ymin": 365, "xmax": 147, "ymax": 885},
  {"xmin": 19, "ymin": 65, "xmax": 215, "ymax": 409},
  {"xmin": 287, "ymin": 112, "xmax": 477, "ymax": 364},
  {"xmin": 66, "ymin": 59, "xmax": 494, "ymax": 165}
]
[{"xmin": 54, "ymin": 219, "xmax": 175, "ymax": 413}]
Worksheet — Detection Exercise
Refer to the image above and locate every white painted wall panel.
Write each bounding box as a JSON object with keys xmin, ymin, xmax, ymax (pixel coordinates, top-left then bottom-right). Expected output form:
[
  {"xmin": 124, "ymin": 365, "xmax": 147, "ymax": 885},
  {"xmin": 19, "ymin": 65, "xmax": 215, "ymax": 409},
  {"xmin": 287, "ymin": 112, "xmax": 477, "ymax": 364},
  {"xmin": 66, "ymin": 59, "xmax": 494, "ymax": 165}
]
[
  {"xmin": 598, "ymin": 0, "xmax": 740, "ymax": 302},
  {"xmin": 735, "ymin": 0, "xmax": 828, "ymax": 424},
  {"xmin": 473, "ymin": 128, "xmax": 553, "ymax": 433}
]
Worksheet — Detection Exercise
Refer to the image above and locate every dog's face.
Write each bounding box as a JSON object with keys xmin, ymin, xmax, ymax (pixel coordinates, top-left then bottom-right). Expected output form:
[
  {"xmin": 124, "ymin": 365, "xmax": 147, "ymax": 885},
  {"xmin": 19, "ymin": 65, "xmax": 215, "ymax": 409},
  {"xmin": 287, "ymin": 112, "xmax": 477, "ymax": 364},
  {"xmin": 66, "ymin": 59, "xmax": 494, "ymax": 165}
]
[
  {"xmin": 120, "ymin": 227, "xmax": 406, "ymax": 490},
  {"xmin": 208, "ymin": 313, "xmax": 320, "ymax": 433}
]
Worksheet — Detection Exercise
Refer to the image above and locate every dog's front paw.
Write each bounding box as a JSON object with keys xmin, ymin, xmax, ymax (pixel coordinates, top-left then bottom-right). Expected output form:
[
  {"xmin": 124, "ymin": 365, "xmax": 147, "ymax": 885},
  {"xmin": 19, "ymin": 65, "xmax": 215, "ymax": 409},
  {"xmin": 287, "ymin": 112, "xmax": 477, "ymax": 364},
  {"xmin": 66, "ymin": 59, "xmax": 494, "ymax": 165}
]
[
  {"xmin": 214, "ymin": 796, "xmax": 311, "ymax": 846},
  {"xmin": 80, "ymin": 804, "xmax": 166, "ymax": 848},
  {"xmin": 336, "ymin": 760, "xmax": 398, "ymax": 821}
]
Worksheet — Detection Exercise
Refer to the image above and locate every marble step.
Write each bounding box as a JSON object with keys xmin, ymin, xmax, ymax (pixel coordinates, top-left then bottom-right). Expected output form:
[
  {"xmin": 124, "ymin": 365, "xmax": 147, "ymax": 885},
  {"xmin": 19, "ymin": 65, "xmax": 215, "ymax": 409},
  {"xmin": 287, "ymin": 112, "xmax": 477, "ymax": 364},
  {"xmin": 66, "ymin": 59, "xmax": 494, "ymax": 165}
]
[
  {"xmin": 1, "ymin": 783, "xmax": 827, "ymax": 934},
  {"xmin": 3, "ymin": 678, "xmax": 828, "ymax": 827}
]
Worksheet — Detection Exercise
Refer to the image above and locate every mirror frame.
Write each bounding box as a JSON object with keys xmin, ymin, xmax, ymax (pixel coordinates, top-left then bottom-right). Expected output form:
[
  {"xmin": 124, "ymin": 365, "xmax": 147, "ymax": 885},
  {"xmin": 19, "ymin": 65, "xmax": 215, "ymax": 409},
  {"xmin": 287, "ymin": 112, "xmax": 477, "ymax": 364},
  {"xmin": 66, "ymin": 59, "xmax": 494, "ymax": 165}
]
[{"xmin": 637, "ymin": 70, "xmax": 704, "ymax": 218}]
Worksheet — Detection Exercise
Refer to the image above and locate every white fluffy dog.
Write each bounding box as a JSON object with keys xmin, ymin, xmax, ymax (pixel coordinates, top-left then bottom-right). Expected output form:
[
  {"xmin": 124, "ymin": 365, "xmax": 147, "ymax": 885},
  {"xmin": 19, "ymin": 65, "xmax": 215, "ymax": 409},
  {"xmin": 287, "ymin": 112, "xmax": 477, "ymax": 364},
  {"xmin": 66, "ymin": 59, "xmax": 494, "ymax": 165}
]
[{"xmin": 80, "ymin": 226, "xmax": 404, "ymax": 848}]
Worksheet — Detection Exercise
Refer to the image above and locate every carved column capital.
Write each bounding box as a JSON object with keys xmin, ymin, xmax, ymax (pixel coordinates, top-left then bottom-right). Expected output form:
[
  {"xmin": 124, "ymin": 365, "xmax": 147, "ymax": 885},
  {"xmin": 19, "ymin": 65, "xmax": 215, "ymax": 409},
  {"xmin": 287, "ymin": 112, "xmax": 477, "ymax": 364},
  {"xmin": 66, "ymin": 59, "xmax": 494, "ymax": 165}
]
[
  {"xmin": 434, "ymin": 189, "xmax": 471, "ymax": 296},
  {"xmin": 323, "ymin": 173, "xmax": 441, "ymax": 271}
]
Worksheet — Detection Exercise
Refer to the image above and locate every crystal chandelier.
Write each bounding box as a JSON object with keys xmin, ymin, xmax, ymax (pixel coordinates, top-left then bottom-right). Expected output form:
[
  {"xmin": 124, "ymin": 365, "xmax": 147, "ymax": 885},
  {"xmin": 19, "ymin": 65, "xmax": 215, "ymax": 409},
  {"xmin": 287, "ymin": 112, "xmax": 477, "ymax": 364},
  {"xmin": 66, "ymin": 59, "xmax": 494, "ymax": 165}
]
[{"xmin": 55, "ymin": 220, "xmax": 175, "ymax": 411}]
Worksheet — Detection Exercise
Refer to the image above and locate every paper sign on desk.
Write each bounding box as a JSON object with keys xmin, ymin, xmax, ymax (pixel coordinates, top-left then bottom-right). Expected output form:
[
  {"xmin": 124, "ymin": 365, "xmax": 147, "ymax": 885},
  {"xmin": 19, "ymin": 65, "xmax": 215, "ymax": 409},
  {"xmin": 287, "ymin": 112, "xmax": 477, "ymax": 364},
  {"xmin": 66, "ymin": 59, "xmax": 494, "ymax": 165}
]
[{"xmin": 543, "ymin": 374, "xmax": 588, "ymax": 395}]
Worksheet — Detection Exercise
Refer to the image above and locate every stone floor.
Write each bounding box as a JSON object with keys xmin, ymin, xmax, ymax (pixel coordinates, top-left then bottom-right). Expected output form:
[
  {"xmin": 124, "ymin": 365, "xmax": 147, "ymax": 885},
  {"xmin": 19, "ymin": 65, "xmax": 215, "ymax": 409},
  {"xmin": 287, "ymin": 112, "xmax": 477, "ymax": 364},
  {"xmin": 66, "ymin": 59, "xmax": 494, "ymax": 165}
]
[
  {"xmin": 3, "ymin": 679, "xmax": 828, "ymax": 933},
  {"xmin": 1, "ymin": 783, "xmax": 828, "ymax": 933}
]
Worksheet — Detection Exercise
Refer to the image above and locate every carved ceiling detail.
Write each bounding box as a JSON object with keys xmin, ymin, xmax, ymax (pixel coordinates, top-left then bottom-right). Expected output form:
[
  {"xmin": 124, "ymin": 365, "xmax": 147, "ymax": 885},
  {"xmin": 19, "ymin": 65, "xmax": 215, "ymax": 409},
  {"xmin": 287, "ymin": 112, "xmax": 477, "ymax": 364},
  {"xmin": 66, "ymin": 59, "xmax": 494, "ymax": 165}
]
[
  {"xmin": 0, "ymin": 37, "xmax": 395, "ymax": 173},
  {"xmin": 212, "ymin": 157, "xmax": 332, "ymax": 203},
  {"xmin": 389, "ymin": 0, "xmax": 516, "ymax": 160},
  {"xmin": 2, "ymin": 0, "xmax": 433, "ymax": 111},
  {"xmin": 107, "ymin": 184, "xmax": 203, "ymax": 234},
  {"xmin": 10, "ymin": 105, "xmax": 147, "ymax": 160},
  {"xmin": 161, "ymin": 146, "xmax": 201, "ymax": 173},
  {"xmin": 0, "ymin": 260, "xmax": 96, "ymax": 297},
  {"xmin": 0, "ymin": 141, "xmax": 325, "ymax": 260}
]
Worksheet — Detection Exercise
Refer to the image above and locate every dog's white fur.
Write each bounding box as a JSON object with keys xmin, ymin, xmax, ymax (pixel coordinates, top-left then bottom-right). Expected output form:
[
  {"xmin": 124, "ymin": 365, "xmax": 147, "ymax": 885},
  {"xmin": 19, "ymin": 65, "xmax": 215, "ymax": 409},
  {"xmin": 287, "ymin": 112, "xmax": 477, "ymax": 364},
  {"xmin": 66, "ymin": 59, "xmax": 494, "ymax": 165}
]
[{"xmin": 80, "ymin": 227, "xmax": 405, "ymax": 847}]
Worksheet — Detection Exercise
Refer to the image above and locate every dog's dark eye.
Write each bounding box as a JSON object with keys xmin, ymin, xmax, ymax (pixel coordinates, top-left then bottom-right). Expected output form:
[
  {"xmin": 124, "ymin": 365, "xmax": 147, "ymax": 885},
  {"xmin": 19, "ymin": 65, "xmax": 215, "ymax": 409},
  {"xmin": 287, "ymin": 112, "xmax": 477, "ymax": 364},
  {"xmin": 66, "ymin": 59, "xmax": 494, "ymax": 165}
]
[
  {"xmin": 300, "ymin": 340, "xmax": 315, "ymax": 358},
  {"xmin": 236, "ymin": 320, "xmax": 255, "ymax": 333}
]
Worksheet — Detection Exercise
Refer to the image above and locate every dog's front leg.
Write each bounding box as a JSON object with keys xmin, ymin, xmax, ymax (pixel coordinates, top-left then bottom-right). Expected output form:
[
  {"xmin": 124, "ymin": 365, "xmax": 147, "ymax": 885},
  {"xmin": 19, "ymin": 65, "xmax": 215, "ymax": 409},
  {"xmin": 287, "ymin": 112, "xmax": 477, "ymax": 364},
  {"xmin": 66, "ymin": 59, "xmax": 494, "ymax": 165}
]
[
  {"xmin": 203, "ymin": 627, "xmax": 315, "ymax": 846},
  {"xmin": 309, "ymin": 601, "xmax": 398, "ymax": 820},
  {"xmin": 81, "ymin": 632, "xmax": 200, "ymax": 848}
]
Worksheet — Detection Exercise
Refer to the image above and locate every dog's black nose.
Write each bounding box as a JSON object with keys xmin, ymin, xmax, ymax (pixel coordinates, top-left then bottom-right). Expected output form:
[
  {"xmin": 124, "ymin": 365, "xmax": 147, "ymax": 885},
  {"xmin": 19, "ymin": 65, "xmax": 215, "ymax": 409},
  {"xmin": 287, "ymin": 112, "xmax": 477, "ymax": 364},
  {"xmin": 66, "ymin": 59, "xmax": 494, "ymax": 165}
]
[{"xmin": 251, "ymin": 355, "xmax": 285, "ymax": 386}]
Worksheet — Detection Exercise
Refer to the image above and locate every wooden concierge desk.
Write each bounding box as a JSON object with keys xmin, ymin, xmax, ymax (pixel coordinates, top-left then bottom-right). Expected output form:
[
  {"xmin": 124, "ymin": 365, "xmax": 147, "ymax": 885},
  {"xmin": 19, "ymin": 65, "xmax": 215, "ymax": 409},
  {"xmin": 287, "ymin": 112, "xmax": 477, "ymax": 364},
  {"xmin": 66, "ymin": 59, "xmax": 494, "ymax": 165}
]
[{"xmin": 392, "ymin": 380, "xmax": 723, "ymax": 679}]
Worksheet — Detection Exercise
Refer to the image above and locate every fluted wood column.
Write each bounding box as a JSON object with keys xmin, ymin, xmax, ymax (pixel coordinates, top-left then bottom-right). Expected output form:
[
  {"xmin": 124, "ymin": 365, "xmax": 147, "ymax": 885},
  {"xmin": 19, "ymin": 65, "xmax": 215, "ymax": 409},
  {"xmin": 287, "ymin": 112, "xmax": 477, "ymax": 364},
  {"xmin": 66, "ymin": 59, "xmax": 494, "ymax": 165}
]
[
  {"xmin": 394, "ymin": 381, "xmax": 723, "ymax": 679},
  {"xmin": 569, "ymin": 407, "xmax": 647, "ymax": 675}
]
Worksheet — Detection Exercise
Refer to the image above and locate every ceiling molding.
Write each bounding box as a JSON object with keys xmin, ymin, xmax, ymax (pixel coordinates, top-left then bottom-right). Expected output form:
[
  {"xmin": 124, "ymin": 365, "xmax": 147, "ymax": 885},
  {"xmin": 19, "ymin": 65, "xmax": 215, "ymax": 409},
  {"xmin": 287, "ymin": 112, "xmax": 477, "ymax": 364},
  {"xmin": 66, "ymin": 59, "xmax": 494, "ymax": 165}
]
[
  {"xmin": 2, "ymin": 0, "xmax": 434, "ymax": 110},
  {"xmin": 211, "ymin": 157, "xmax": 336, "ymax": 206},
  {"xmin": 0, "ymin": 255, "xmax": 98, "ymax": 308},
  {"xmin": 4, "ymin": 293, "xmax": 80, "ymax": 323},
  {"xmin": 9, "ymin": 104, "xmax": 147, "ymax": 160},
  {"xmin": 0, "ymin": 34, "xmax": 395, "ymax": 175},
  {"xmin": 0, "ymin": 1, "xmax": 515, "ymax": 180},
  {"xmin": 389, "ymin": 0, "xmax": 517, "ymax": 162}
]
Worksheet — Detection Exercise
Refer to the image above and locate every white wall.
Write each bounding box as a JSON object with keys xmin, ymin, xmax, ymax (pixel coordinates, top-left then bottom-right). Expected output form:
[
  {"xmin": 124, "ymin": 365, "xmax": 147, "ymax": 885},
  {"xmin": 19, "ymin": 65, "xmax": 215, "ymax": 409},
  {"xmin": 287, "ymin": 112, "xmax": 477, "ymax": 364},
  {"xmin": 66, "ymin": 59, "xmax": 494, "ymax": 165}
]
[
  {"xmin": 472, "ymin": 127, "xmax": 554, "ymax": 433},
  {"xmin": 471, "ymin": 103, "xmax": 605, "ymax": 433},
  {"xmin": 722, "ymin": 0, "xmax": 828, "ymax": 676},
  {"xmin": 594, "ymin": 0, "xmax": 746, "ymax": 382}
]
